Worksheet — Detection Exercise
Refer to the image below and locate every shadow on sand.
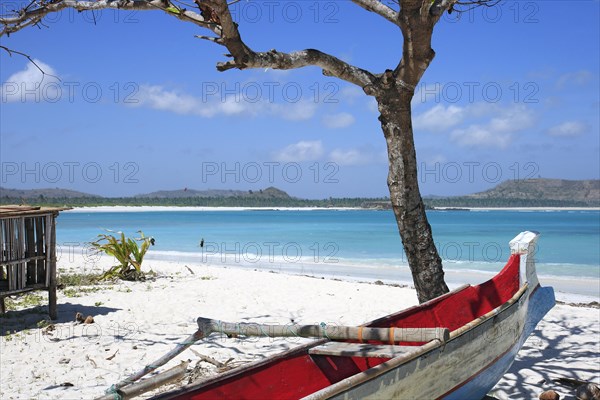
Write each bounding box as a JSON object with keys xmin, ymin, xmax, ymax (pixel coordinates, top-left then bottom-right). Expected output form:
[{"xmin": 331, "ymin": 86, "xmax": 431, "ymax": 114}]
[
  {"xmin": 0, "ymin": 302, "xmax": 121, "ymax": 335},
  {"xmin": 491, "ymin": 311, "xmax": 599, "ymax": 400}
]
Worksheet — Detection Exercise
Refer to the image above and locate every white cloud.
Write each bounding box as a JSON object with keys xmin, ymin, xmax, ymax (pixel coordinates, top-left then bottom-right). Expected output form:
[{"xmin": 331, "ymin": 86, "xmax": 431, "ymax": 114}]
[
  {"xmin": 273, "ymin": 101, "xmax": 317, "ymax": 121},
  {"xmin": 132, "ymin": 84, "xmax": 317, "ymax": 120},
  {"xmin": 329, "ymin": 146, "xmax": 385, "ymax": 166},
  {"xmin": 274, "ymin": 140, "xmax": 324, "ymax": 162},
  {"xmin": 546, "ymin": 121, "xmax": 589, "ymax": 137},
  {"xmin": 557, "ymin": 70, "xmax": 594, "ymax": 89},
  {"xmin": 488, "ymin": 106, "xmax": 535, "ymax": 132},
  {"xmin": 134, "ymin": 85, "xmax": 207, "ymax": 115},
  {"xmin": 450, "ymin": 125, "xmax": 514, "ymax": 149},
  {"xmin": 1, "ymin": 60, "xmax": 59, "ymax": 103},
  {"xmin": 322, "ymin": 112, "xmax": 356, "ymax": 129},
  {"xmin": 450, "ymin": 105, "xmax": 535, "ymax": 149},
  {"xmin": 413, "ymin": 104, "xmax": 465, "ymax": 132}
]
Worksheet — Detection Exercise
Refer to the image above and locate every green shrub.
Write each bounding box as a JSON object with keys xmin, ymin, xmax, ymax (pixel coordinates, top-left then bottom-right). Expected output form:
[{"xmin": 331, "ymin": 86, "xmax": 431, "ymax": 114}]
[{"xmin": 91, "ymin": 230, "xmax": 154, "ymax": 281}]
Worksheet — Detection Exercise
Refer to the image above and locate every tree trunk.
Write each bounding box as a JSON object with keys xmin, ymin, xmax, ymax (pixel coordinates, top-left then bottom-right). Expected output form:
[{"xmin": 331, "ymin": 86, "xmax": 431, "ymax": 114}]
[{"xmin": 377, "ymin": 88, "xmax": 449, "ymax": 304}]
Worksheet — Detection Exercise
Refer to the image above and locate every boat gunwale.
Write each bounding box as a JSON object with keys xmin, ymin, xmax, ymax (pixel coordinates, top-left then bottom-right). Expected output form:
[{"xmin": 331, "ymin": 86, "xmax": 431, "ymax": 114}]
[{"xmin": 299, "ymin": 281, "xmax": 531, "ymax": 400}]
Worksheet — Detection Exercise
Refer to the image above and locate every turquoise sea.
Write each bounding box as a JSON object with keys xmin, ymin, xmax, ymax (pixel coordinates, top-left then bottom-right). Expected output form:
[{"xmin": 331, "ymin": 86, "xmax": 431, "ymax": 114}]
[{"xmin": 56, "ymin": 209, "xmax": 600, "ymax": 296}]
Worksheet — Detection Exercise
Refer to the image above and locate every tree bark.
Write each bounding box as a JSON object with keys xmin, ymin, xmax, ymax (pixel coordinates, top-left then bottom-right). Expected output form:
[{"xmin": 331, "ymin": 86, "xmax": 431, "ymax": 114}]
[{"xmin": 377, "ymin": 88, "xmax": 449, "ymax": 304}]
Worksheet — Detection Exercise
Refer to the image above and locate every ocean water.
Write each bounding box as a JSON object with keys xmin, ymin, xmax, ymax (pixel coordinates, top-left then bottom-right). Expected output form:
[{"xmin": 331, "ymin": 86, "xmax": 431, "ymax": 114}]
[{"xmin": 56, "ymin": 209, "xmax": 600, "ymax": 288}]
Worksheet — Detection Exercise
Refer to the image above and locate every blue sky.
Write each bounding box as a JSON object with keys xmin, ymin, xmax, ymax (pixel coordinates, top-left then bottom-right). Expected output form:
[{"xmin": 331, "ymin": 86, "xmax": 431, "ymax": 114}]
[{"xmin": 1, "ymin": 0, "xmax": 598, "ymax": 199}]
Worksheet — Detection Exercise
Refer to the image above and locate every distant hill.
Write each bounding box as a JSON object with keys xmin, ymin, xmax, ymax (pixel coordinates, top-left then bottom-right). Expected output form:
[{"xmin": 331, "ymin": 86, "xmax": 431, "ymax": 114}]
[
  {"xmin": 0, "ymin": 186, "xmax": 299, "ymax": 207},
  {"xmin": 2, "ymin": 179, "xmax": 598, "ymax": 208},
  {"xmin": 467, "ymin": 179, "xmax": 599, "ymax": 205},
  {"xmin": 135, "ymin": 186, "xmax": 292, "ymax": 199},
  {"xmin": 426, "ymin": 179, "xmax": 599, "ymax": 208},
  {"xmin": 0, "ymin": 187, "xmax": 100, "ymax": 199},
  {"xmin": 136, "ymin": 188, "xmax": 249, "ymax": 198}
]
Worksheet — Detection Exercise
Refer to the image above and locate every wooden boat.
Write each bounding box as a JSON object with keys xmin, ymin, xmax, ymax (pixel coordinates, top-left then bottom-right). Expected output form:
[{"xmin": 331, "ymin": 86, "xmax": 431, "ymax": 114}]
[{"xmin": 144, "ymin": 231, "xmax": 554, "ymax": 399}]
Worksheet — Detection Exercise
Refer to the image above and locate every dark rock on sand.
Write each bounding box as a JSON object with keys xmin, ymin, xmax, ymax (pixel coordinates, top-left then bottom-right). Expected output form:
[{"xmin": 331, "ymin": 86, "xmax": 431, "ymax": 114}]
[
  {"xmin": 539, "ymin": 390, "xmax": 560, "ymax": 400},
  {"xmin": 576, "ymin": 383, "xmax": 600, "ymax": 400}
]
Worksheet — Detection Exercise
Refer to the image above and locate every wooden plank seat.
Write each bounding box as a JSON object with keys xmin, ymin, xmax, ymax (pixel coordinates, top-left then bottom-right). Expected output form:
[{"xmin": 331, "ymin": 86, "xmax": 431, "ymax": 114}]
[{"xmin": 309, "ymin": 342, "xmax": 423, "ymax": 359}]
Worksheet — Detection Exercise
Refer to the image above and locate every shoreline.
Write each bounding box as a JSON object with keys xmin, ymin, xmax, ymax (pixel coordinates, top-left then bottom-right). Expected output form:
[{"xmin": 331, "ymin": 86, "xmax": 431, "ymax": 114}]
[
  {"xmin": 434, "ymin": 206, "xmax": 600, "ymax": 211},
  {"xmin": 64, "ymin": 205, "xmax": 600, "ymax": 213},
  {"xmin": 1, "ymin": 254, "xmax": 598, "ymax": 400},
  {"xmin": 65, "ymin": 206, "xmax": 362, "ymax": 212},
  {"xmin": 72, "ymin": 248, "xmax": 600, "ymax": 305},
  {"xmin": 145, "ymin": 252, "xmax": 600, "ymax": 303}
]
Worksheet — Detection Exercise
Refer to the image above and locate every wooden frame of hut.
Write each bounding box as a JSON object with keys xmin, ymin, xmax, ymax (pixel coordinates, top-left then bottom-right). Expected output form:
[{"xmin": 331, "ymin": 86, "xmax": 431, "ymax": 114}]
[{"xmin": 0, "ymin": 206, "xmax": 70, "ymax": 319}]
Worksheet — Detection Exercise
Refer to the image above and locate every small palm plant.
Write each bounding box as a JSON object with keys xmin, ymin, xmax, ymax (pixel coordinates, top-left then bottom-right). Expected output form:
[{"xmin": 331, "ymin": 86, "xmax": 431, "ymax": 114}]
[{"xmin": 91, "ymin": 230, "xmax": 155, "ymax": 281}]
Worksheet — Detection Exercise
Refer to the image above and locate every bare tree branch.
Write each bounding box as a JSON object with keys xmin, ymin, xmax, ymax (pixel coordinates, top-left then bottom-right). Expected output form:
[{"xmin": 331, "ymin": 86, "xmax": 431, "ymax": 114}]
[
  {"xmin": 204, "ymin": 0, "xmax": 378, "ymax": 90},
  {"xmin": 0, "ymin": 0, "xmax": 220, "ymax": 37},
  {"xmin": 0, "ymin": 45, "xmax": 61, "ymax": 84},
  {"xmin": 453, "ymin": 0, "xmax": 502, "ymax": 14},
  {"xmin": 219, "ymin": 48, "xmax": 377, "ymax": 89},
  {"xmin": 350, "ymin": 0, "xmax": 400, "ymax": 26}
]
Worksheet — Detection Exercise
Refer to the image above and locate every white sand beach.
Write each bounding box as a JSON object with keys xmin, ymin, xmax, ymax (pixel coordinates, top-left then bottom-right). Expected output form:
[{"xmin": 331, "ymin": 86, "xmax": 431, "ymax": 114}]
[
  {"xmin": 65, "ymin": 206, "xmax": 363, "ymax": 213},
  {"xmin": 1, "ymin": 253, "xmax": 598, "ymax": 400}
]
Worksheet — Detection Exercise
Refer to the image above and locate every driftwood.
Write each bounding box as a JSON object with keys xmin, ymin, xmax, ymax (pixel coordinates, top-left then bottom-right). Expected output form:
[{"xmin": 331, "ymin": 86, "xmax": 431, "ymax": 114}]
[
  {"xmin": 109, "ymin": 330, "xmax": 204, "ymax": 391},
  {"xmin": 96, "ymin": 361, "xmax": 188, "ymax": 400},
  {"xmin": 189, "ymin": 347, "xmax": 228, "ymax": 369}
]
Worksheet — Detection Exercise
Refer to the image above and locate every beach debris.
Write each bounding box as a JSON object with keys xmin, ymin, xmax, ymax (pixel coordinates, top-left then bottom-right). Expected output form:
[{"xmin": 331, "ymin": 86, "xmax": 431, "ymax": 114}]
[
  {"xmin": 42, "ymin": 324, "xmax": 55, "ymax": 335},
  {"xmin": 42, "ymin": 382, "xmax": 74, "ymax": 390},
  {"xmin": 96, "ymin": 361, "xmax": 188, "ymax": 400},
  {"xmin": 556, "ymin": 377, "xmax": 596, "ymax": 388},
  {"xmin": 186, "ymin": 353, "xmax": 238, "ymax": 384},
  {"xmin": 189, "ymin": 348, "xmax": 224, "ymax": 368},
  {"xmin": 184, "ymin": 265, "xmax": 195, "ymax": 275},
  {"xmin": 58, "ymin": 358, "xmax": 71, "ymax": 365},
  {"xmin": 555, "ymin": 300, "xmax": 600, "ymax": 309},
  {"xmin": 86, "ymin": 355, "xmax": 97, "ymax": 368},
  {"xmin": 187, "ymin": 360, "xmax": 212, "ymax": 384},
  {"xmin": 75, "ymin": 312, "xmax": 95, "ymax": 324},
  {"xmin": 576, "ymin": 383, "xmax": 600, "ymax": 400},
  {"xmin": 75, "ymin": 312, "xmax": 85, "ymax": 323},
  {"xmin": 106, "ymin": 349, "xmax": 119, "ymax": 361}
]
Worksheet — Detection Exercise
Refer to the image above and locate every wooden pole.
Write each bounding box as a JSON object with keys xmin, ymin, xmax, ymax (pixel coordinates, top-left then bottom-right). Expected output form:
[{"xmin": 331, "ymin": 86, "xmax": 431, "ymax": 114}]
[
  {"xmin": 47, "ymin": 214, "xmax": 57, "ymax": 320},
  {"xmin": 8, "ymin": 219, "xmax": 15, "ymax": 291},
  {"xmin": 196, "ymin": 317, "xmax": 450, "ymax": 343},
  {"xmin": 0, "ymin": 218, "xmax": 5, "ymax": 281},
  {"xmin": 111, "ymin": 330, "xmax": 204, "ymax": 391},
  {"xmin": 36, "ymin": 216, "xmax": 44, "ymax": 284},
  {"xmin": 18, "ymin": 216, "xmax": 26, "ymax": 289},
  {"xmin": 96, "ymin": 361, "xmax": 188, "ymax": 400},
  {"xmin": 25, "ymin": 217, "xmax": 35, "ymax": 285}
]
